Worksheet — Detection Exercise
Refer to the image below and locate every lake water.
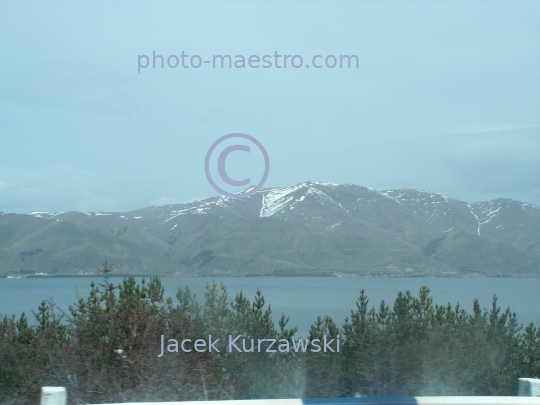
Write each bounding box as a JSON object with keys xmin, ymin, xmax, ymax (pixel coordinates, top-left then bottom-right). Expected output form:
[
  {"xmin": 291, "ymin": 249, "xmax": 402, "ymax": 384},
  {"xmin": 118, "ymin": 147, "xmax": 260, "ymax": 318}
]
[{"xmin": 1, "ymin": 277, "xmax": 539, "ymax": 336}]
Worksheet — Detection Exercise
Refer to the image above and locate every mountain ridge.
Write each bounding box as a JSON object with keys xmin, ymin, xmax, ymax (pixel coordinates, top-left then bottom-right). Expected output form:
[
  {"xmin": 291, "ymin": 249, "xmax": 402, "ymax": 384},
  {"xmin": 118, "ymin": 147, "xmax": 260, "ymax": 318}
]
[{"xmin": 1, "ymin": 182, "xmax": 539, "ymax": 277}]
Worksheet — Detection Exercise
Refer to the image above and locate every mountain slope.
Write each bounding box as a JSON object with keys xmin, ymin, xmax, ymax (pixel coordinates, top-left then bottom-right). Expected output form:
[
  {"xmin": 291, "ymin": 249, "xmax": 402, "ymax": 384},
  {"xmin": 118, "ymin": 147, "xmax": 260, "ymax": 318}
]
[{"xmin": 1, "ymin": 182, "xmax": 538, "ymax": 277}]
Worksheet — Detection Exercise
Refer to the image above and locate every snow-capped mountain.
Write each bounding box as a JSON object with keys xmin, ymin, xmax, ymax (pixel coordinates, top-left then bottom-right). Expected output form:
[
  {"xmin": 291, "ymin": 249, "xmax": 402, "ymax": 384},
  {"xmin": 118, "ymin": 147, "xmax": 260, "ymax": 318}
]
[{"xmin": 1, "ymin": 182, "xmax": 539, "ymax": 277}]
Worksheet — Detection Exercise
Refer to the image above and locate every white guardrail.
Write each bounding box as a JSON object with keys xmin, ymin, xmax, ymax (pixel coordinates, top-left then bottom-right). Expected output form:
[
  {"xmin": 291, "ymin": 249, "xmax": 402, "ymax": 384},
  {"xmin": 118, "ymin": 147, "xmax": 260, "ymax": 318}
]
[{"xmin": 39, "ymin": 379, "xmax": 540, "ymax": 405}]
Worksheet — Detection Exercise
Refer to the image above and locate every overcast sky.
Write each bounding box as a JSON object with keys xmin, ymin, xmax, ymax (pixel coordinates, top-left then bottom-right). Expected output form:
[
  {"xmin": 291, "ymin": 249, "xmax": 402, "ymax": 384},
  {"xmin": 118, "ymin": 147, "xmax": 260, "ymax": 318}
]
[{"xmin": 0, "ymin": 0, "xmax": 539, "ymax": 213}]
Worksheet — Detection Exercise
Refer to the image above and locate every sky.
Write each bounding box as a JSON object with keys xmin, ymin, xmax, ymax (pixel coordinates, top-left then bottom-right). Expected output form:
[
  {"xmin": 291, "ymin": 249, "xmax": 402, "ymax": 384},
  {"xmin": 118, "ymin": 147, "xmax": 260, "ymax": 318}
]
[{"xmin": 0, "ymin": 0, "xmax": 539, "ymax": 213}]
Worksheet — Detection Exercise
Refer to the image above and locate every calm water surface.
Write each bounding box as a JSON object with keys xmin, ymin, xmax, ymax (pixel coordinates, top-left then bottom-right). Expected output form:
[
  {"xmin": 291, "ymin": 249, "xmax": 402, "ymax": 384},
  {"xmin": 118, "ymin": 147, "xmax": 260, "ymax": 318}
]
[{"xmin": 1, "ymin": 277, "xmax": 538, "ymax": 336}]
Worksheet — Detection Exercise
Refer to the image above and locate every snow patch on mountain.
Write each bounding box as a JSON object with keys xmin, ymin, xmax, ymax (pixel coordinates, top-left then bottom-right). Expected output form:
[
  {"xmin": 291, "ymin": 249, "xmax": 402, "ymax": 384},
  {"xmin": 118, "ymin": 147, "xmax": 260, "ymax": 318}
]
[
  {"xmin": 381, "ymin": 190, "xmax": 457, "ymax": 223},
  {"xmin": 468, "ymin": 201, "xmax": 504, "ymax": 236},
  {"xmin": 311, "ymin": 182, "xmax": 341, "ymax": 188},
  {"xmin": 260, "ymin": 184, "xmax": 306, "ymax": 217},
  {"xmin": 259, "ymin": 183, "xmax": 347, "ymax": 218},
  {"xmin": 380, "ymin": 191, "xmax": 405, "ymax": 204},
  {"xmin": 27, "ymin": 212, "xmax": 64, "ymax": 219},
  {"xmin": 381, "ymin": 190, "xmax": 452, "ymax": 205},
  {"xmin": 325, "ymin": 220, "xmax": 342, "ymax": 231},
  {"xmin": 162, "ymin": 196, "xmax": 231, "ymax": 223}
]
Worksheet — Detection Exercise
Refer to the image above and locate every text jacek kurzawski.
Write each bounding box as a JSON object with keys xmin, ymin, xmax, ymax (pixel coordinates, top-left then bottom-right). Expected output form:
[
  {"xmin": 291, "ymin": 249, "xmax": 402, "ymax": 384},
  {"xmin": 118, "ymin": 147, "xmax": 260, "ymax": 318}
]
[{"xmin": 158, "ymin": 335, "xmax": 340, "ymax": 357}]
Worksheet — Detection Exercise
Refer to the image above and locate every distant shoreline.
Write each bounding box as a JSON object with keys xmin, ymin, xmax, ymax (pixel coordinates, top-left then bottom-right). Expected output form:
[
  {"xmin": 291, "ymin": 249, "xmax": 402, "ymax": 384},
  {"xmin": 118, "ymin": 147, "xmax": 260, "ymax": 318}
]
[{"xmin": 2, "ymin": 273, "xmax": 540, "ymax": 279}]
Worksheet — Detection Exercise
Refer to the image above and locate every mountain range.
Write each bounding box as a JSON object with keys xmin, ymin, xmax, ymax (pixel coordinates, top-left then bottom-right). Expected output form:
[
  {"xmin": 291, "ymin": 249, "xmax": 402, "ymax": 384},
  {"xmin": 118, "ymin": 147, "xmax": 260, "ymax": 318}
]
[{"xmin": 1, "ymin": 182, "xmax": 539, "ymax": 277}]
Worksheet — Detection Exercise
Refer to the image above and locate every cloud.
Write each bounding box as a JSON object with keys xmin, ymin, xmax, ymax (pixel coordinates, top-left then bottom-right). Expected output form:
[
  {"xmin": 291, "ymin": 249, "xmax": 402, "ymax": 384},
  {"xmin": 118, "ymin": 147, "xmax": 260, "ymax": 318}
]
[
  {"xmin": 0, "ymin": 166, "xmax": 193, "ymax": 213},
  {"xmin": 374, "ymin": 127, "xmax": 540, "ymax": 205},
  {"xmin": 0, "ymin": 166, "xmax": 105, "ymax": 212},
  {"xmin": 149, "ymin": 196, "xmax": 186, "ymax": 206},
  {"xmin": 444, "ymin": 123, "xmax": 539, "ymax": 135},
  {"xmin": 0, "ymin": 62, "xmax": 143, "ymax": 117}
]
